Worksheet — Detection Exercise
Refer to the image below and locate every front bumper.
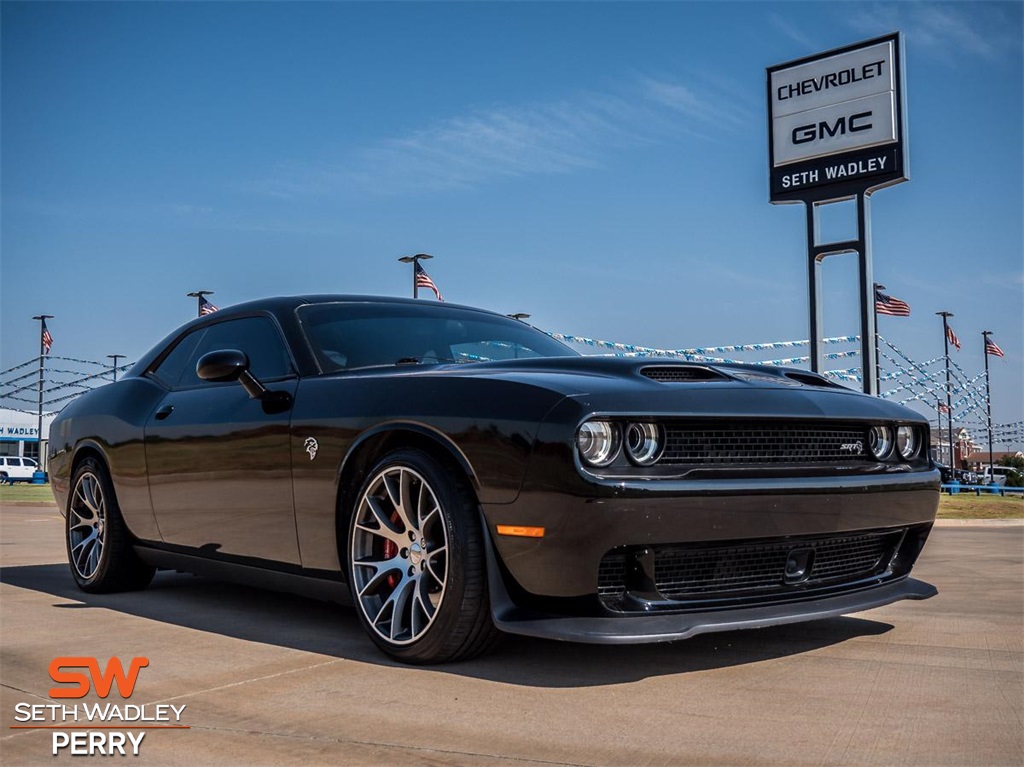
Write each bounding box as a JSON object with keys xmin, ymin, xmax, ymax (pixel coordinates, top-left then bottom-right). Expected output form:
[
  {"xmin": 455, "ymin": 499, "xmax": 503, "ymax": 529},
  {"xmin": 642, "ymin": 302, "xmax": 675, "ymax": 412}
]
[
  {"xmin": 480, "ymin": 469, "xmax": 939, "ymax": 641},
  {"xmin": 488, "ymin": 573, "xmax": 936, "ymax": 644},
  {"xmin": 484, "ymin": 471, "xmax": 940, "ymax": 598}
]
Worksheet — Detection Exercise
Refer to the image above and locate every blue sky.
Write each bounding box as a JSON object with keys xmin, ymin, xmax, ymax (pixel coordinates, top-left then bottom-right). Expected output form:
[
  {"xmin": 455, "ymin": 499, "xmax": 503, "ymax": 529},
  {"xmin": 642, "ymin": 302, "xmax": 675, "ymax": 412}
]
[{"xmin": 2, "ymin": 1, "xmax": 1021, "ymax": 443}]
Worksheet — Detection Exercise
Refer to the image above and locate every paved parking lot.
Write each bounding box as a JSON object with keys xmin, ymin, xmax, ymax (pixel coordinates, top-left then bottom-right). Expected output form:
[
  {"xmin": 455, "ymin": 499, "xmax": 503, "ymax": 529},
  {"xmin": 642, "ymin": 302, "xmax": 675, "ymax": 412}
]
[{"xmin": 2, "ymin": 503, "xmax": 1021, "ymax": 766}]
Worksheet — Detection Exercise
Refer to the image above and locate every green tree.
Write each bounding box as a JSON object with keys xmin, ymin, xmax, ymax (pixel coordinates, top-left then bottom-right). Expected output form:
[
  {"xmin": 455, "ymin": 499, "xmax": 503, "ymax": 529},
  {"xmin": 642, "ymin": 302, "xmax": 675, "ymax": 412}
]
[{"xmin": 998, "ymin": 455, "xmax": 1024, "ymax": 487}]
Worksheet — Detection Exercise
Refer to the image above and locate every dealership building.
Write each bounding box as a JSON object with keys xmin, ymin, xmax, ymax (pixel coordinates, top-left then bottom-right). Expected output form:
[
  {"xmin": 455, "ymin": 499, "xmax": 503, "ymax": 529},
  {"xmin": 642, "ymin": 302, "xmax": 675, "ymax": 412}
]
[{"xmin": 0, "ymin": 408, "xmax": 55, "ymax": 468}]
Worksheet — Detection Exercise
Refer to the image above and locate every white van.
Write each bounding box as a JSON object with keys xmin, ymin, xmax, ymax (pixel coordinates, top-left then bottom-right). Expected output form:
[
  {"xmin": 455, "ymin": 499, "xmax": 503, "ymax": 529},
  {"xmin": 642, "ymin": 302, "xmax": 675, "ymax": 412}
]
[
  {"xmin": 980, "ymin": 465, "xmax": 1022, "ymax": 486},
  {"xmin": 0, "ymin": 456, "xmax": 40, "ymax": 484}
]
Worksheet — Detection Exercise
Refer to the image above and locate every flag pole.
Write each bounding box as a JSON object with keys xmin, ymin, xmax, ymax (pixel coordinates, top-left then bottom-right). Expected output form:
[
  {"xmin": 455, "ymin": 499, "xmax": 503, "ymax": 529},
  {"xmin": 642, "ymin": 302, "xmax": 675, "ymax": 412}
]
[
  {"xmin": 872, "ymin": 282, "xmax": 883, "ymax": 396},
  {"xmin": 31, "ymin": 314, "xmax": 53, "ymax": 470},
  {"xmin": 187, "ymin": 290, "xmax": 214, "ymax": 318},
  {"xmin": 982, "ymin": 330, "xmax": 995, "ymax": 482},
  {"xmin": 398, "ymin": 253, "xmax": 433, "ymax": 299},
  {"xmin": 937, "ymin": 311, "xmax": 955, "ymax": 468}
]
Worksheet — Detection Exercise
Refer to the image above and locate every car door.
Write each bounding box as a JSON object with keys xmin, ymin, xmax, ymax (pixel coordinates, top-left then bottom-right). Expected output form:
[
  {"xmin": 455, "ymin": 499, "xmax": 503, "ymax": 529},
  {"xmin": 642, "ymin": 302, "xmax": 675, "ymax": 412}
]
[{"xmin": 143, "ymin": 315, "xmax": 302, "ymax": 565}]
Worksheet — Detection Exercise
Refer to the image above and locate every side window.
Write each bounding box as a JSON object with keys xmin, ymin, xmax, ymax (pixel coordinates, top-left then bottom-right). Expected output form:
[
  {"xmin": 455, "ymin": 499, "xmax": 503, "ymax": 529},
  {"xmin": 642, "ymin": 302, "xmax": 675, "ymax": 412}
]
[
  {"xmin": 178, "ymin": 316, "xmax": 293, "ymax": 389},
  {"xmin": 150, "ymin": 330, "xmax": 206, "ymax": 389}
]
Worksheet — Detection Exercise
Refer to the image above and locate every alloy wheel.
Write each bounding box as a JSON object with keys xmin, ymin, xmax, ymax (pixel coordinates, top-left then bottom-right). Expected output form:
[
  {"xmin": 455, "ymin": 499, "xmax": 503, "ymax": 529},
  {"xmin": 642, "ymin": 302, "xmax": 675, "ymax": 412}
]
[
  {"xmin": 351, "ymin": 466, "xmax": 449, "ymax": 645},
  {"xmin": 68, "ymin": 471, "xmax": 106, "ymax": 580}
]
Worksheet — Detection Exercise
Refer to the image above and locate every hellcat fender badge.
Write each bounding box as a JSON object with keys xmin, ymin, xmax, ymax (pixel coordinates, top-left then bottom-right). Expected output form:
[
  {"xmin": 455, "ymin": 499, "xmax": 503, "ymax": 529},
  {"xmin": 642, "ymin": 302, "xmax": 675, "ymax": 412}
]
[{"xmin": 304, "ymin": 437, "xmax": 319, "ymax": 461}]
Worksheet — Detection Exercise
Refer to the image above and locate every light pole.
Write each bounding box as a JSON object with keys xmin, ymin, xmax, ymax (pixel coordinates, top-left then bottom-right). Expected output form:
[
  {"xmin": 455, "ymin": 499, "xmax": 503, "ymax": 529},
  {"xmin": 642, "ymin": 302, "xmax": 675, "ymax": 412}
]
[
  {"xmin": 107, "ymin": 354, "xmax": 125, "ymax": 382},
  {"xmin": 187, "ymin": 290, "xmax": 215, "ymax": 318},
  {"xmin": 982, "ymin": 330, "xmax": 995, "ymax": 483},
  {"xmin": 398, "ymin": 253, "xmax": 432, "ymax": 298},
  {"xmin": 937, "ymin": 311, "xmax": 955, "ymax": 470},
  {"xmin": 507, "ymin": 313, "xmax": 531, "ymax": 321},
  {"xmin": 31, "ymin": 314, "xmax": 53, "ymax": 468}
]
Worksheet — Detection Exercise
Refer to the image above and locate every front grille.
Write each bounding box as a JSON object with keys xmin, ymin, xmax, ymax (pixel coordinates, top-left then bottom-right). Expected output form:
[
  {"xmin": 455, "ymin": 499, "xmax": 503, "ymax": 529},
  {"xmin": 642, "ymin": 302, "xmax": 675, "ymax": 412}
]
[
  {"xmin": 659, "ymin": 423, "xmax": 870, "ymax": 465},
  {"xmin": 597, "ymin": 529, "xmax": 906, "ymax": 605},
  {"xmin": 641, "ymin": 366, "xmax": 728, "ymax": 383},
  {"xmin": 597, "ymin": 554, "xmax": 628, "ymax": 597},
  {"xmin": 654, "ymin": 530, "xmax": 901, "ymax": 599}
]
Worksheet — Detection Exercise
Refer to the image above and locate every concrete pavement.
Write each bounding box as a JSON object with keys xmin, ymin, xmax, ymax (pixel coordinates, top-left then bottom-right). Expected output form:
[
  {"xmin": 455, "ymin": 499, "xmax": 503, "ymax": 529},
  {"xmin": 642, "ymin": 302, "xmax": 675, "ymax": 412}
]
[{"xmin": 2, "ymin": 504, "xmax": 1021, "ymax": 766}]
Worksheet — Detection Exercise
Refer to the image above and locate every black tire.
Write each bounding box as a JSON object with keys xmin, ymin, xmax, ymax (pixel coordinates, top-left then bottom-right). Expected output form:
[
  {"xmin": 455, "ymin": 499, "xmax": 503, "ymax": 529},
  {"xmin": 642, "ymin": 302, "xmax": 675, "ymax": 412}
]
[
  {"xmin": 347, "ymin": 448, "xmax": 501, "ymax": 664},
  {"xmin": 66, "ymin": 457, "xmax": 155, "ymax": 593}
]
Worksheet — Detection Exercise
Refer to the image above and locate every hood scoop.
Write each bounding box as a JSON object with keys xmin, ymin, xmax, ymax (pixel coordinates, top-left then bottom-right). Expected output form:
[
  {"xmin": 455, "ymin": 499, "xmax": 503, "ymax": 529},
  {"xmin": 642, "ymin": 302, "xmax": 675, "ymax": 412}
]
[
  {"xmin": 783, "ymin": 371, "xmax": 844, "ymax": 389},
  {"xmin": 640, "ymin": 366, "xmax": 730, "ymax": 383}
]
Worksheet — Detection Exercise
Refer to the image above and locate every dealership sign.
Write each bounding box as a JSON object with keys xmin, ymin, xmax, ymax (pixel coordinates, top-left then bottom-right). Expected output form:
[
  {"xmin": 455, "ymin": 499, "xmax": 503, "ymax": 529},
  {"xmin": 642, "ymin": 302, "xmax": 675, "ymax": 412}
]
[{"xmin": 767, "ymin": 33, "xmax": 907, "ymax": 202}]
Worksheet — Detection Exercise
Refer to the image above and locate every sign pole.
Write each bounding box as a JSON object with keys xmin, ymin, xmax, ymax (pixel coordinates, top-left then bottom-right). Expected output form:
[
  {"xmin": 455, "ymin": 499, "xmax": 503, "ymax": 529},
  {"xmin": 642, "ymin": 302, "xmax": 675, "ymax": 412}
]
[
  {"xmin": 857, "ymin": 193, "xmax": 878, "ymax": 395},
  {"xmin": 804, "ymin": 206, "xmax": 825, "ymax": 374}
]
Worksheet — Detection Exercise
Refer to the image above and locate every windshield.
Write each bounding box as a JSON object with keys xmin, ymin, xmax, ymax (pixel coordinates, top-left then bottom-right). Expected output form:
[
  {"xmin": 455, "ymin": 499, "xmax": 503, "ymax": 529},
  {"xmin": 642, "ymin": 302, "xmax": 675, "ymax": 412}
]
[{"xmin": 297, "ymin": 302, "xmax": 578, "ymax": 372}]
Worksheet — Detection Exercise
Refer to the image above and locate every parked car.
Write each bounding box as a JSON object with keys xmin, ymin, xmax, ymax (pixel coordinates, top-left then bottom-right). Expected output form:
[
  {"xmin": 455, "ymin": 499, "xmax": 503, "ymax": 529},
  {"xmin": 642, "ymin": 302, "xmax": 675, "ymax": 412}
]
[
  {"xmin": 0, "ymin": 456, "xmax": 39, "ymax": 484},
  {"xmin": 47, "ymin": 295, "xmax": 940, "ymax": 663},
  {"xmin": 957, "ymin": 469, "xmax": 979, "ymax": 484},
  {"xmin": 980, "ymin": 465, "xmax": 1022, "ymax": 487},
  {"xmin": 933, "ymin": 462, "xmax": 975, "ymax": 484},
  {"xmin": 934, "ymin": 461, "xmax": 955, "ymax": 484}
]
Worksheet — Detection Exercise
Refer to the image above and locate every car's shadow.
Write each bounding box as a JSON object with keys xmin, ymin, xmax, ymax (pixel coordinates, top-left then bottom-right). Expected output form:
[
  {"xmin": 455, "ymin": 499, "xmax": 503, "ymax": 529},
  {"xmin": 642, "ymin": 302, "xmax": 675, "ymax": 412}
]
[{"xmin": 2, "ymin": 564, "xmax": 893, "ymax": 688}]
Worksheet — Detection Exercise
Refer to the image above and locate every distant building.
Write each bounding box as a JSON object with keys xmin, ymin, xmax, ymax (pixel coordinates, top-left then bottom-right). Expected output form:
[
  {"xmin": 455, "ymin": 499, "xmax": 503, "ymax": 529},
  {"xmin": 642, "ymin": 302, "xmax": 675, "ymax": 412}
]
[
  {"xmin": 930, "ymin": 426, "xmax": 976, "ymax": 467},
  {"xmin": 971, "ymin": 450, "xmax": 1024, "ymax": 470},
  {"xmin": 0, "ymin": 408, "xmax": 56, "ymax": 469}
]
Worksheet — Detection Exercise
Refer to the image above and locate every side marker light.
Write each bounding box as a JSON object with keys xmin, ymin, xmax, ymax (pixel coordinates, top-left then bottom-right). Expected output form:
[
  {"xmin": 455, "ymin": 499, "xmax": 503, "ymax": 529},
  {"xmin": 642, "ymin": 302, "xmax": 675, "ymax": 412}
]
[{"xmin": 496, "ymin": 525, "xmax": 545, "ymax": 538}]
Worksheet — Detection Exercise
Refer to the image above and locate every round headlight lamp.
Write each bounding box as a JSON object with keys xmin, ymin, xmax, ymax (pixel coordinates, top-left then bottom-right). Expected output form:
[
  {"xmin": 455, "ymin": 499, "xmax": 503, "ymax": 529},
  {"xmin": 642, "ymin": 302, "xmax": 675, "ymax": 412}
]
[
  {"xmin": 868, "ymin": 425, "xmax": 894, "ymax": 459},
  {"xmin": 624, "ymin": 422, "xmax": 663, "ymax": 466},
  {"xmin": 896, "ymin": 425, "xmax": 918, "ymax": 460},
  {"xmin": 577, "ymin": 421, "xmax": 620, "ymax": 467}
]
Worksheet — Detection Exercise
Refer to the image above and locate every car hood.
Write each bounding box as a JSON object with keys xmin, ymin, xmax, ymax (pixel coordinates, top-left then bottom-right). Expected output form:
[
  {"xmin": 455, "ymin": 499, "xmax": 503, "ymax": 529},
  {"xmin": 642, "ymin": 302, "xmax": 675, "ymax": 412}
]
[{"xmin": 414, "ymin": 355, "xmax": 927, "ymax": 423}]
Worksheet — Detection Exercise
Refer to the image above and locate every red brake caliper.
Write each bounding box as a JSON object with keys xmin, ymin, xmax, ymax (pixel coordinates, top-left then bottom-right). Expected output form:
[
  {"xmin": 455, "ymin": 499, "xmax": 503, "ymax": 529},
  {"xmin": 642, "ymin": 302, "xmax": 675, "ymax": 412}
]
[{"xmin": 383, "ymin": 511, "xmax": 401, "ymax": 589}]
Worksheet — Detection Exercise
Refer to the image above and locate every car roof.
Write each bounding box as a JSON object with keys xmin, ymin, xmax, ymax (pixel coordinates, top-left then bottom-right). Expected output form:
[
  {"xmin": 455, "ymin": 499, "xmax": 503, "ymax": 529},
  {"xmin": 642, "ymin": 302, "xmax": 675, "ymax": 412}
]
[
  {"xmin": 212, "ymin": 294, "xmax": 505, "ymax": 318},
  {"xmin": 126, "ymin": 295, "xmax": 531, "ymax": 379}
]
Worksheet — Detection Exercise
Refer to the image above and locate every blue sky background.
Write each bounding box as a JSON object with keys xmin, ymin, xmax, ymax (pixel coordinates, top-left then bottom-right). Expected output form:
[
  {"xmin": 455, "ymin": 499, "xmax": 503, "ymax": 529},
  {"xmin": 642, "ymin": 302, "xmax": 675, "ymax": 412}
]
[{"xmin": 2, "ymin": 1, "xmax": 1021, "ymax": 443}]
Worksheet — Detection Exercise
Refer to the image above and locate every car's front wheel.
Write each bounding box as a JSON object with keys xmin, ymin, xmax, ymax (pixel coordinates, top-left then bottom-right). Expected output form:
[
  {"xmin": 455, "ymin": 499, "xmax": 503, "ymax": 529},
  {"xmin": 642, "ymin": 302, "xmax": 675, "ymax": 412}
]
[
  {"xmin": 347, "ymin": 449, "xmax": 500, "ymax": 663},
  {"xmin": 66, "ymin": 457, "xmax": 155, "ymax": 593}
]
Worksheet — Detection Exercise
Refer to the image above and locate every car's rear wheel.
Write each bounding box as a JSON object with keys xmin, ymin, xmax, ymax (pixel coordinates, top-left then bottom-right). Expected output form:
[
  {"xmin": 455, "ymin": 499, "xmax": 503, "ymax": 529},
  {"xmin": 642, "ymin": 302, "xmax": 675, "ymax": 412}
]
[
  {"xmin": 66, "ymin": 457, "xmax": 154, "ymax": 593},
  {"xmin": 347, "ymin": 449, "xmax": 500, "ymax": 663}
]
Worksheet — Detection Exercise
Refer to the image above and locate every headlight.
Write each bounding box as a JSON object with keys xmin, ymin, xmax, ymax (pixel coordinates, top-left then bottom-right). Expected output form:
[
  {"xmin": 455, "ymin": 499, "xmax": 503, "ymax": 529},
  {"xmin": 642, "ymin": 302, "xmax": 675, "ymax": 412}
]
[
  {"xmin": 868, "ymin": 425, "xmax": 894, "ymax": 459},
  {"xmin": 896, "ymin": 425, "xmax": 918, "ymax": 459},
  {"xmin": 624, "ymin": 422, "xmax": 663, "ymax": 466},
  {"xmin": 577, "ymin": 421, "xmax": 620, "ymax": 467}
]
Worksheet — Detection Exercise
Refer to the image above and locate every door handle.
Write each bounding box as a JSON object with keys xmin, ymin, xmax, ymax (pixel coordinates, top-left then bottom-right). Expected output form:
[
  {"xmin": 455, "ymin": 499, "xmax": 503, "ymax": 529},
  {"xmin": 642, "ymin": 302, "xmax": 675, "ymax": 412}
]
[{"xmin": 154, "ymin": 405, "xmax": 174, "ymax": 420}]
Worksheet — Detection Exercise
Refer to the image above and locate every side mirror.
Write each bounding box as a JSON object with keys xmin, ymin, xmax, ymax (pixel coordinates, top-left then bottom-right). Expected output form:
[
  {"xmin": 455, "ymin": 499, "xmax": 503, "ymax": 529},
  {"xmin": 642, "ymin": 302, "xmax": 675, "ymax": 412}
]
[
  {"xmin": 197, "ymin": 349, "xmax": 250, "ymax": 383},
  {"xmin": 196, "ymin": 349, "xmax": 269, "ymax": 401}
]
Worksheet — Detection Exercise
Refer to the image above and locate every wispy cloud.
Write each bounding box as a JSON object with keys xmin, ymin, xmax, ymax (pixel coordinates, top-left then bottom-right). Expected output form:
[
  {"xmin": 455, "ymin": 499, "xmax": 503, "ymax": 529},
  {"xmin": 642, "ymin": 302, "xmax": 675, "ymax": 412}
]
[
  {"xmin": 768, "ymin": 14, "xmax": 820, "ymax": 52},
  {"xmin": 845, "ymin": 3, "xmax": 1021, "ymax": 63},
  {"xmin": 248, "ymin": 74, "xmax": 754, "ymax": 200}
]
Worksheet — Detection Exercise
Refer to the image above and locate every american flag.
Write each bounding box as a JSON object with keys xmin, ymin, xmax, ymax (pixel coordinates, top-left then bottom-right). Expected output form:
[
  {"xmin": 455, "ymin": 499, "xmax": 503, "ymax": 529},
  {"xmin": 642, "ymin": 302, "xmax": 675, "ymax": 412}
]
[
  {"xmin": 937, "ymin": 402, "xmax": 951, "ymax": 414},
  {"xmin": 945, "ymin": 324, "xmax": 961, "ymax": 352},
  {"xmin": 41, "ymin": 320, "xmax": 53, "ymax": 355},
  {"xmin": 985, "ymin": 336, "xmax": 1005, "ymax": 358},
  {"xmin": 874, "ymin": 288, "xmax": 911, "ymax": 317},
  {"xmin": 199, "ymin": 296, "xmax": 219, "ymax": 316},
  {"xmin": 415, "ymin": 262, "xmax": 444, "ymax": 301}
]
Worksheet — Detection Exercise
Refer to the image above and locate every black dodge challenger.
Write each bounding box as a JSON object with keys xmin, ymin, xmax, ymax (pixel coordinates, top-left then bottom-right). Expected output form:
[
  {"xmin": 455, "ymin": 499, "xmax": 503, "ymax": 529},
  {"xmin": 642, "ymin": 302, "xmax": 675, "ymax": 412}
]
[{"xmin": 48, "ymin": 296, "xmax": 939, "ymax": 663}]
